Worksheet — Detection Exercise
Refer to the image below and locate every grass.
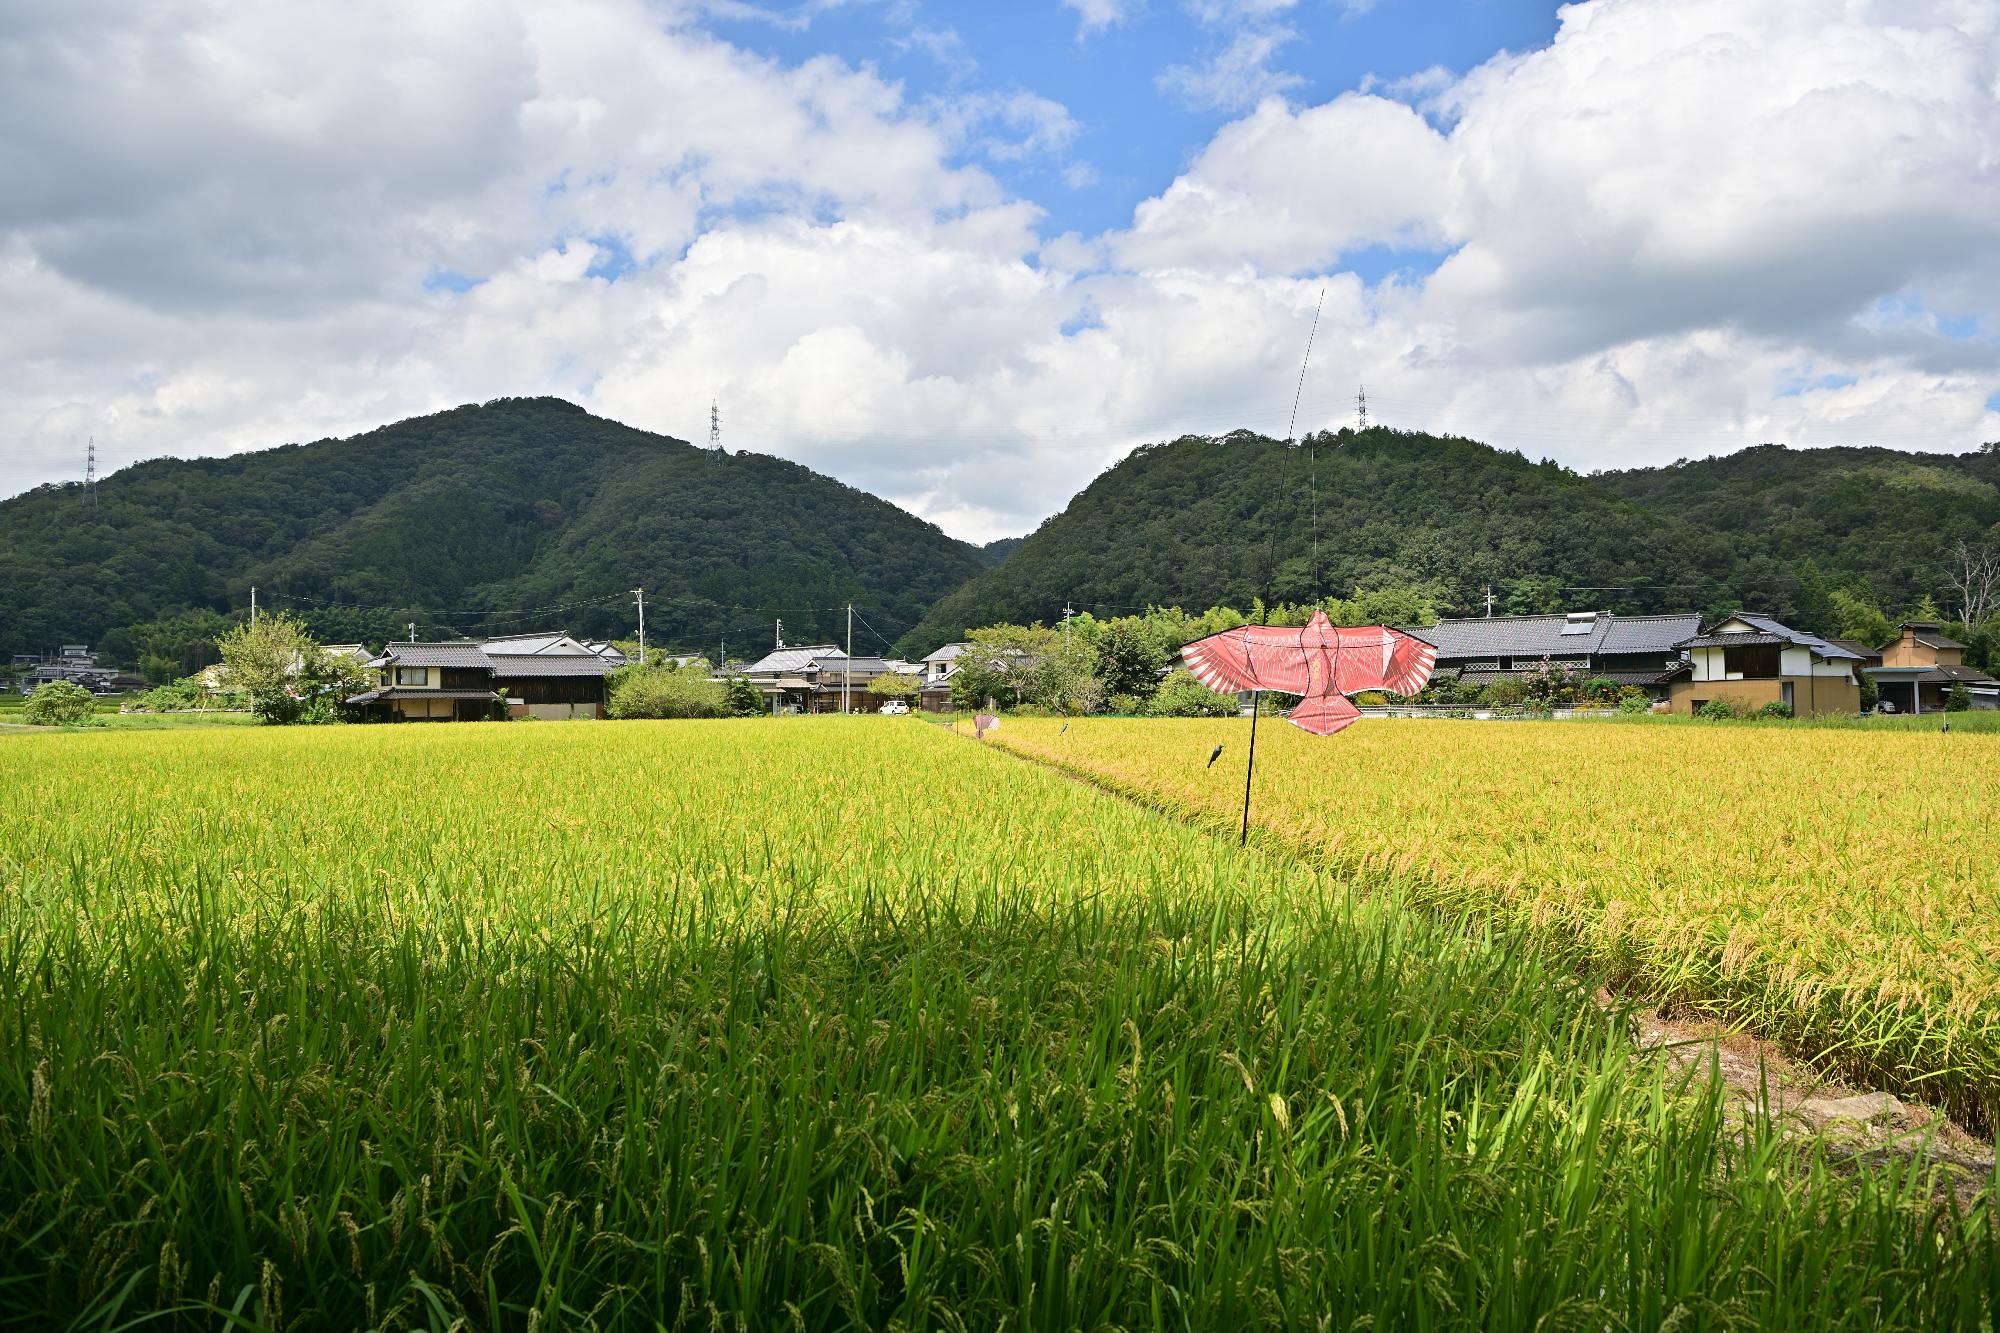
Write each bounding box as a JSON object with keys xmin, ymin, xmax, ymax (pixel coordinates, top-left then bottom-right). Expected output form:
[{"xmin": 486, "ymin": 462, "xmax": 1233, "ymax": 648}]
[
  {"xmin": 989, "ymin": 716, "xmax": 2000, "ymax": 1130},
  {"xmin": 0, "ymin": 720, "xmax": 1994, "ymax": 1328}
]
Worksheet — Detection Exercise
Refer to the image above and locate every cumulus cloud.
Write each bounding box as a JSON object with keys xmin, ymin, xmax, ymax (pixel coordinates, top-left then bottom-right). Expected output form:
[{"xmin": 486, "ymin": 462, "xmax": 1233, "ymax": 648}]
[
  {"xmin": 5, "ymin": 0, "xmax": 2000, "ymax": 549},
  {"xmin": 1061, "ymin": 0, "xmax": 1136, "ymax": 37}
]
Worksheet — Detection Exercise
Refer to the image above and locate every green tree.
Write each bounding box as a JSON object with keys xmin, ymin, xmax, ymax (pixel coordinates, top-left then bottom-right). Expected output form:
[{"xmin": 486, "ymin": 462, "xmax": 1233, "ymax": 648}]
[
  {"xmin": 865, "ymin": 673, "xmax": 919, "ymax": 701},
  {"xmin": 722, "ymin": 675, "xmax": 767, "ymax": 716},
  {"xmin": 22, "ymin": 680, "xmax": 97, "ymax": 726},
  {"xmin": 216, "ymin": 613, "xmax": 368, "ymax": 724},
  {"xmin": 1506, "ymin": 575, "xmax": 1566, "ymax": 616},
  {"xmin": 1831, "ymin": 587, "xmax": 1894, "ymax": 648},
  {"xmin": 1944, "ymin": 682, "xmax": 1972, "ymax": 712},
  {"xmin": 1092, "ymin": 619, "xmax": 1168, "ymax": 699}
]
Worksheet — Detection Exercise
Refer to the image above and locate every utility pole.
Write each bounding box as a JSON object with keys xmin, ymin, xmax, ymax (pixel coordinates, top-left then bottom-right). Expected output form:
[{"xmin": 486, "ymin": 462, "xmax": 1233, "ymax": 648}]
[
  {"xmin": 1355, "ymin": 384, "xmax": 1368, "ymax": 433},
  {"xmin": 774, "ymin": 619, "xmax": 784, "ymax": 650},
  {"xmin": 84, "ymin": 438, "xmax": 97, "ymax": 507},
  {"xmin": 632, "ymin": 588, "xmax": 646, "ymax": 667},
  {"xmin": 407, "ymin": 622, "xmax": 417, "ymax": 643},
  {"xmin": 1485, "ymin": 585, "xmax": 1495, "ymax": 618},
  {"xmin": 845, "ymin": 602, "xmax": 854, "ymax": 714},
  {"xmin": 1062, "ymin": 602, "xmax": 1073, "ymax": 641},
  {"xmin": 250, "ymin": 586, "xmax": 257, "ymax": 627}
]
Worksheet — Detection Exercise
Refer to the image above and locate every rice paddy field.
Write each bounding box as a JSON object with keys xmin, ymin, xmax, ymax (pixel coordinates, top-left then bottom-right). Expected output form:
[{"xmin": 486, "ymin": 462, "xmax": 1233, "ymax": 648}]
[
  {"xmin": 991, "ymin": 717, "xmax": 2000, "ymax": 1130},
  {"xmin": 1, "ymin": 719, "xmax": 1996, "ymax": 1329}
]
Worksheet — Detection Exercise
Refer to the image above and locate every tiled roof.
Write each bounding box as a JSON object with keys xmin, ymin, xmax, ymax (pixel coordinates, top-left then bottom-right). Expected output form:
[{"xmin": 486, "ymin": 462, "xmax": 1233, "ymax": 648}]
[
  {"xmin": 1681, "ymin": 632, "xmax": 1786, "ymax": 649},
  {"xmin": 1413, "ymin": 613, "xmax": 1703, "ymax": 659},
  {"xmin": 1412, "ymin": 615, "xmax": 1605, "ymax": 658},
  {"xmin": 1597, "ymin": 614, "xmax": 1704, "ymax": 654},
  {"xmin": 486, "ymin": 656, "xmax": 613, "ymax": 678},
  {"xmin": 375, "ymin": 642, "xmax": 491, "ymax": 668},
  {"xmin": 922, "ymin": 642, "xmax": 971, "ymax": 664},
  {"xmin": 1728, "ymin": 614, "xmax": 1863, "ymax": 660},
  {"xmin": 1824, "ymin": 638, "xmax": 1883, "ymax": 660},
  {"xmin": 1922, "ymin": 664, "xmax": 1998, "ymax": 685},
  {"xmin": 1914, "ymin": 632, "xmax": 1969, "ymax": 651},
  {"xmin": 743, "ymin": 645, "xmax": 843, "ymax": 675}
]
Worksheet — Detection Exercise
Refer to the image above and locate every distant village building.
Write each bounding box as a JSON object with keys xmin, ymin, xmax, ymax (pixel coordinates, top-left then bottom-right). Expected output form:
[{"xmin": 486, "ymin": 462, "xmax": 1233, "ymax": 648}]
[
  {"xmin": 1411, "ymin": 609, "xmax": 1871, "ymax": 718},
  {"xmin": 346, "ymin": 632, "xmax": 615, "ymax": 721},
  {"xmin": 917, "ymin": 642, "xmax": 972, "ymax": 712},
  {"xmin": 1410, "ymin": 612, "xmax": 1702, "ymax": 697},
  {"xmin": 1665, "ymin": 614, "xmax": 1863, "ymax": 718},
  {"xmin": 739, "ymin": 644, "xmax": 894, "ymax": 713},
  {"xmin": 1863, "ymin": 621, "xmax": 1999, "ymax": 712}
]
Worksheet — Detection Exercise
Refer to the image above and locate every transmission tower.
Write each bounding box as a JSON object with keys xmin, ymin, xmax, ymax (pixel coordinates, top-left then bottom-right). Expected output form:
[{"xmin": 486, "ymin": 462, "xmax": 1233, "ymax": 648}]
[
  {"xmin": 84, "ymin": 437, "xmax": 97, "ymax": 507},
  {"xmin": 1355, "ymin": 385, "xmax": 1368, "ymax": 433},
  {"xmin": 709, "ymin": 400, "xmax": 722, "ymax": 456}
]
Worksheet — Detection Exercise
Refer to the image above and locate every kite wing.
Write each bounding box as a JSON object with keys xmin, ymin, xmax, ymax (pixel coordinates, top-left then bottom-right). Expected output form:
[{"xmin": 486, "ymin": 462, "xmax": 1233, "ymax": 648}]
[
  {"xmin": 1181, "ymin": 623, "xmax": 1314, "ymax": 696},
  {"xmin": 1321, "ymin": 622, "xmax": 1438, "ymax": 697}
]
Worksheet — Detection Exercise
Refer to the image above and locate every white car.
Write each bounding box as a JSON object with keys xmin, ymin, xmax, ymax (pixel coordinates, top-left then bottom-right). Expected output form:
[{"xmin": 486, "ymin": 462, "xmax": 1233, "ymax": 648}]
[{"xmin": 878, "ymin": 700, "xmax": 910, "ymax": 715}]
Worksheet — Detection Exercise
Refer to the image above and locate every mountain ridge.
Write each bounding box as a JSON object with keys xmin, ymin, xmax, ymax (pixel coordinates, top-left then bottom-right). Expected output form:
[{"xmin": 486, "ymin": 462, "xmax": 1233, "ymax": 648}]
[
  {"xmin": 2, "ymin": 397, "xmax": 984, "ymax": 664},
  {"xmin": 896, "ymin": 428, "xmax": 2000, "ymax": 655}
]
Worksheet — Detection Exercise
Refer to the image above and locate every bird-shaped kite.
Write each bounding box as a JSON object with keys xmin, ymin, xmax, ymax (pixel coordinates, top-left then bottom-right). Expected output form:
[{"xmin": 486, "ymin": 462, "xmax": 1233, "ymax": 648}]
[{"xmin": 1181, "ymin": 609, "xmax": 1437, "ymax": 736}]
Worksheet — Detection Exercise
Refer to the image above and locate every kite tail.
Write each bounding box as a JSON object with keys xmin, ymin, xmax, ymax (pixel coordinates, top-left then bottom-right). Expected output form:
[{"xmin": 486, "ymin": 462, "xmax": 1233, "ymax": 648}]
[{"xmin": 1285, "ymin": 691, "xmax": 1362, "ymax": 736}]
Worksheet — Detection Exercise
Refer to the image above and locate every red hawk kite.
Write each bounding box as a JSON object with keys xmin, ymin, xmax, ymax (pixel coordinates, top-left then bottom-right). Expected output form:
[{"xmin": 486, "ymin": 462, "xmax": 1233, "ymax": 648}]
[{"xmin": 1181, "ymin": 610, "xmax": 1437, "ymax": 736}]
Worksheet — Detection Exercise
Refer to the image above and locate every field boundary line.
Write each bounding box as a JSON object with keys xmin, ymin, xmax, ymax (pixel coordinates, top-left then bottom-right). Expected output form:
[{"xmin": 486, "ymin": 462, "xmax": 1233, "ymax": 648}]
[{"xmin": 972, "ymin": 727, "xmax": 1999, "ymax": 1147}]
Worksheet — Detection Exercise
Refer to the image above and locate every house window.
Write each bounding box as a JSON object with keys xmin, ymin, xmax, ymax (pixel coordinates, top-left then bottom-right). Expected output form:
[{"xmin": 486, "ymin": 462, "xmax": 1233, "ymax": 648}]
[
  {"xmin": 1722, "ymin": 644, "xmax": 1779, "ymax": 678},
  {"xmin": 395, "ymin": 667, "xmax": 427, "ymax": 686}
]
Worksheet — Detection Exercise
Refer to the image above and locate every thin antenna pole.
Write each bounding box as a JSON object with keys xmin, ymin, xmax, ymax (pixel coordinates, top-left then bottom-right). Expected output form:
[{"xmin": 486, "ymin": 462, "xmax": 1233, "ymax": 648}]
[
  {"xmin": 1288, "ymin": 290, "xmax": 1325, "ymax": 602},
  {"xmin": 1240, "ymin": 690, "xmax": 1261, "ymax": 845}
]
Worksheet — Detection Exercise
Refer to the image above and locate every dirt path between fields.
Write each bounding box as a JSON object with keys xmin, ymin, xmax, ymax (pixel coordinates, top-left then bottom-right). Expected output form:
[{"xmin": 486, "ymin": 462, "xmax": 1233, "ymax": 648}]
[{"xmin": 1621, "ymin": 998, "xmax": 1994, "ymax": 1207}]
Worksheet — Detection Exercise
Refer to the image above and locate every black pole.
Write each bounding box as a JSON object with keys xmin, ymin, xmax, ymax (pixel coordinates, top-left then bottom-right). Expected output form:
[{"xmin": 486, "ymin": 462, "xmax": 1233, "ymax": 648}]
[{"xmin": 1240, "ymin": 690, "xmax": 1261, "ymax": 845}]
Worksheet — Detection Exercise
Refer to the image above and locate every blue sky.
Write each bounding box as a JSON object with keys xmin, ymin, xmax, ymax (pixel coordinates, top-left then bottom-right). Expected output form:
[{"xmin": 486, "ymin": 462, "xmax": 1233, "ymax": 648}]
[
  {"xmin": 705, "ymin": 1, "xmax": 1561, "ymax": 240},
  {"xmin": 5, "ymin": 0, "xmax": 1999, "ymax": 541}
]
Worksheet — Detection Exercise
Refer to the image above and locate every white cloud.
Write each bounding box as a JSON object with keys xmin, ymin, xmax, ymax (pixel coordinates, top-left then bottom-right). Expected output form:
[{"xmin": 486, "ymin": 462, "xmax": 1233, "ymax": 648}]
[
  {"xmin": 1156, "ymin": 24, "xmax": 1304, "ymax": 111},
  {"xmin": 1119, "ymin": 93, "xmax": 1453, "ymax": 273},
  {"xmin": 1061, "ymin": 0, "xmax": 1136, "ymax": 36},
  {"xmin": 6, "ymin": 0, "xmax": 2000, "ymax": 553}
]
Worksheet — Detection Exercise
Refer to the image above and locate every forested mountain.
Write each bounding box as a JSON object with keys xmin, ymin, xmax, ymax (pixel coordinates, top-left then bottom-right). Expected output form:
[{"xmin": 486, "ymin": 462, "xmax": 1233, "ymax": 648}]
[
  {"xmin": 1592, "ymin": 443, "xmax": 2000, "ymax": 612},
  {"xmin": 898, "ymin": 427, "xmax": 2000, "ymax": 655},
  {"xmin": 3, "ymin": 398, "xmax": 983, "ymax": 667}
]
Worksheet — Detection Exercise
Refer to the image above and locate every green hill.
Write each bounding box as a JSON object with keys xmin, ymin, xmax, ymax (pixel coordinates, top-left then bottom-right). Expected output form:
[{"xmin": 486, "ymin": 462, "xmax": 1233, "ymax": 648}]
[
  {"xmin": 898, "ymin": 427, "xmax": 2000, "ymax": 654},
  {"xmin": 1592, "ymin": 443, "xmax": 2000, "ymax": 612},
  {"xmin": 3, "ymin": 398, "xmax": 984, "ymax": 665}
]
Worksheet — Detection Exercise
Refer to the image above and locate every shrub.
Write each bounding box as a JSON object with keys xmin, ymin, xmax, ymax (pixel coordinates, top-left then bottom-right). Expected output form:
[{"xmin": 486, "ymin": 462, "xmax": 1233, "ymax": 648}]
[
  {"xmin": 1354, "ymin": 691, "xmax": 1388, "ymax": 707},
  {"xmin": 133, "ymin": 677, "xmax": 207, "ymax": 713},
  {"xmin": 1757, "ymin": 701, "xmax": 1794, "ymax": 720},
  {"xmin": 1944, "ymin": 683, "xmax": 1972, "ymax": 712},
  {"xmin": 1480, "ymin": 679, "xmax": 1526, "ymax": 708},
  {"xmin": 22, "ymin": 681, "xmax": 98, "ymax": 726},
  {"xmin": 1618, "ymin": 694, "xmax": 1651, "ymax": 715},
  {"xmin": 1145, "ymin": 670, "xmax": 1240, "ymax": 718},
  {"xmin": 1695, "ymin": 699, "xmax": 1740, "ymax": 720},
  {"xmin": 608, "ymin": 664, "xmax": 728, "ymax": 719},
  {"xmin": 1103, "ymin": 693, "xmax": 1144, "ymax": 715}
]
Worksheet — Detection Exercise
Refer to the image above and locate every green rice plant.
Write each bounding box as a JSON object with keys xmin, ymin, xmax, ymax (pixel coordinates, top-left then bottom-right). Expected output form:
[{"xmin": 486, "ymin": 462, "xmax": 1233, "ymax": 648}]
[{"xmin": 0, "ymin": 721, "xmax": 1992, "ymax": 1328}]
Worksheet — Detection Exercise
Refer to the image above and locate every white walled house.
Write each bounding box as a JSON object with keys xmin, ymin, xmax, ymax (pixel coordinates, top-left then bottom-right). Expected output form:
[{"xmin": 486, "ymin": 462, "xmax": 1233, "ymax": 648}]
[{"xmin": 1668, "ymin": 614, "xmax": 1862, "ymax": 717}]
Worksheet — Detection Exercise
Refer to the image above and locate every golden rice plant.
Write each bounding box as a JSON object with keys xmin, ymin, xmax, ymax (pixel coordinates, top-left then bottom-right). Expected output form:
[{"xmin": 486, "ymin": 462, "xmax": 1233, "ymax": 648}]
[{"xmin": 993, "ymin": 716, "xmax": 2000, "ymax": 1126}]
